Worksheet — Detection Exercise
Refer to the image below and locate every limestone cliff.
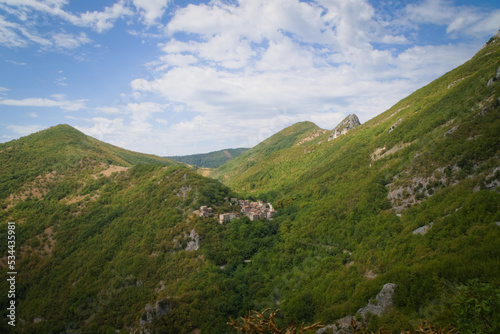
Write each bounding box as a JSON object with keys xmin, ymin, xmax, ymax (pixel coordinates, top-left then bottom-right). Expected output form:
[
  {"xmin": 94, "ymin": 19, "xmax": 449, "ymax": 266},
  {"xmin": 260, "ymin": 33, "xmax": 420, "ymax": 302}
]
[{"xmin": 328, "ymin": 114, "xmax": 361, "ymax": 141}]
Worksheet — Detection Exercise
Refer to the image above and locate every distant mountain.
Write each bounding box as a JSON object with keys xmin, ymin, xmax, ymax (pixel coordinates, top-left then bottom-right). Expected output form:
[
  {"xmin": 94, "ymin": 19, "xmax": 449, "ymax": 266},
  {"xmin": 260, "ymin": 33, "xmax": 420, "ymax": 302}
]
[
  {"xmin": 167, "ymin": 147, "xmax": 250, "ymax": 168},
  {"xmin": 211, "ymin": 121, "xmax": 327, "ymax": 188}
]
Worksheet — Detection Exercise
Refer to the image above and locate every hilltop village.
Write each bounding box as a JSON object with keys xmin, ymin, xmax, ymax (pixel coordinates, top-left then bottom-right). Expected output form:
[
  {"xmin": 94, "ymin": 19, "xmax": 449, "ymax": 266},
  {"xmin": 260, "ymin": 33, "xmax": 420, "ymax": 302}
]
[{"xmin": 198, "ymin": 198, "xmax": 275, "ymax": 224}]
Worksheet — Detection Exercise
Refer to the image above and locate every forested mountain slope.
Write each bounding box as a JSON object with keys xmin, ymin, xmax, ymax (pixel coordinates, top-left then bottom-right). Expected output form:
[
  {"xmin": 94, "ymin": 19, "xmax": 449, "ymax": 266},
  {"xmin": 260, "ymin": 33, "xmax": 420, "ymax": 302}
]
[
  {"xmin": 0, "ymin": 35, "xmax": 499, "ymax": 334},
  {"xmin": 209, "ymin": 34, "xmax": 500, "ymax": 331},
  {"xmin": 211, "ymin": 121, "xmax": 327, "ymax": 184},
  {"xmin": 0, "ymin": 124, "xmax": 176, "ymax": 204},
  {"xmin": 167, "ymin": 147, "xmax": 249, "ymax": 168}
]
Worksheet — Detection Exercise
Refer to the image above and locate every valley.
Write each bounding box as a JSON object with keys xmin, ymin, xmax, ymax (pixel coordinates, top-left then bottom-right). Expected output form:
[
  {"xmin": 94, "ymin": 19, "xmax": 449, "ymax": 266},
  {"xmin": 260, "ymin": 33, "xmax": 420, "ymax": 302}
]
[{"xmin": 1, "ymin": 31, "xmax": 500, "ymax": 334}]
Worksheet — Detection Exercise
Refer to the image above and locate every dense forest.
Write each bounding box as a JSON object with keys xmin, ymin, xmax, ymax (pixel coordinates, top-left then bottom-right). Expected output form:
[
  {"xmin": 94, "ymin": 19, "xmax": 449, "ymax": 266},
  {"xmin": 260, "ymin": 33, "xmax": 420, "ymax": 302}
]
[
  {"xmin": 0, "ymin": 31, "xmax": 499, "ymax": 334},
  {"xmin": 167, "ymin": 148, "xmax": 249, "ymax": 168}
]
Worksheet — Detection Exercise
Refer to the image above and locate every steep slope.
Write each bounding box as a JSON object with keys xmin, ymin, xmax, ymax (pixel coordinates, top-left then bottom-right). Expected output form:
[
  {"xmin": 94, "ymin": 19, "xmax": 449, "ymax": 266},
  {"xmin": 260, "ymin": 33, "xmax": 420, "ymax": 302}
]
[
  {"xmin": 0, "ymin": 126, "xmax": 254, "ymax": 333},
  {"xmin": 209, "ymin": 34, "xmax": 500, "ymax": 331},
  {"xmin": 1, "ymin": 36, "xmax": 500, "ymax": 334},
  {"xmin": 167, "ymin": 147, "xmax": 250, "ymax": 168},
  {"xmin": 0, "ymin": 124, "xmax": 176, "ymax": 204},
  {"xmin": 211, "ymin": 121, "xmax": 328, "ymax": 189}
]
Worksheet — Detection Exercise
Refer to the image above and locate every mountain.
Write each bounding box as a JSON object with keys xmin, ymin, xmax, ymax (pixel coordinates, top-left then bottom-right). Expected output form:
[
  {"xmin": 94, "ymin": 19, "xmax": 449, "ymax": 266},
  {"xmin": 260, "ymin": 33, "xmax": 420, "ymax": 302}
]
[
  {"xmin": 210, "ymin": 33, "xmax": 500, "ymax": 331},
  {"xmin": 167, "ymin": 147, "xmax": 250, "ymax": 168},
  {"xmin": 1, "ymin": 35, "xmax": 500, "ymax": 334},
  {"xmin": 0, "ymin": 124, "xmax": 176, "ymax": 203},
  {"xmin": 0, "ymin": 125, "xmax": 242, "ymax": 333},
  {"xmin": 211, "ymin": 121, "xmax": 328, "ymax": 188}
]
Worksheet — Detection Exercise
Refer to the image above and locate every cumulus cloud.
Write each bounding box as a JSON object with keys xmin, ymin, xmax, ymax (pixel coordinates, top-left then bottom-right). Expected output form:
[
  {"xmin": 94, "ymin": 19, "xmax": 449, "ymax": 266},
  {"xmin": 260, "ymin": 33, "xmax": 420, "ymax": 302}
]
[
  {"xmin": 113, "ymin": 0, "xmax": 493, "ymax": 155},
  {"xmin": 6, "ymin": 124, "xmax": 45, "ymax": 136},
  {"xmin": 133, "ymin": 0, "xmax": 171, "ymax": 25},
  {"xmin": 0, "ymin": 0, "xmax": 131, "ymax": 51},
  {"xmin": 2, "ymin": 0, "xmax": 498, "ymax": 155},
  {"xmin": 404, "ymin": 0, "xmax": 500, "ymax": 38}
]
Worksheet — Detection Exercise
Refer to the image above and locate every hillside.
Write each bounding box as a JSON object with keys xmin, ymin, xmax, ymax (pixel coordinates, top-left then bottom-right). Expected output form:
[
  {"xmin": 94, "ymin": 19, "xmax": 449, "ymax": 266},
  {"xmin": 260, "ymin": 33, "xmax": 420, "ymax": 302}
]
[
  {"xmin": 209, "ymin": 33, "xmax": 500, "ymax": 331},
  {"xmin": 0, "ymin": 124, "xmax": 176, "ymax": 204},
  {"xmin": 211, "ymin": 121, "xmax": 327, "ymax": 184},
  {"xmin": 167, "ymin": 147, "xmax": 249, "ymax": 168},
  {"xmin": 0, "ymin": 126, "xmax": 249, "ymax": 333},
  {"xmin": 0, "ymin": 35, "xmax": 499, "ymax": 334}
]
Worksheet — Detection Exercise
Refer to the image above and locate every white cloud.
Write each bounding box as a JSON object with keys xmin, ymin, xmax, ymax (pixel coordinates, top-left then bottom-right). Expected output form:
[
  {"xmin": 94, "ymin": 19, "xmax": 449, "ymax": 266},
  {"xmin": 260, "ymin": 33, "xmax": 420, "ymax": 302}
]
[
  {"xmin": 95, "ymin": 106, "xmax": 125, "ymax": 114},
  {"xmin": 133, "ymin": 0, "xmax": 171, "ymax": 25},
  {"xmin": 5, "ymin": 60, "xmax": 27, "ymax": 66},
  {"xmin": 29, "ymin": 112, "xmax": 38, "ymax": 117},
  {"xmin": 6, "ymin": 124, "xmax": 45, "ymax": 136},
  {"xmin": 0, "ymin": 96, "xmax": 87, "ymax": 111},
  {"xmin": 54, "ymin": 76, "xmax": 67, "ymax": 86},
  {"xmin": 404, "ymin": 0, "xmax": 500, "ymax": 38},
  {"xmin": 119, "ymin": 0, "xmax": 491, "ymax": 155},
  {"xmin": 0, "ymin": 13, "xmax": 92, "ymax": 50},
  {"xmin": 69, "ymin": 0, "xmax": 133, "ymax": 33},
  {"xmin": 75, "ymin": 117, "xmax": 125, "ymax": 141},
  {"xmin": 0, "ymin": 15, "xmax": 30, "ymax": 47},
  {"xmin": 51, "ymin": 31, "xmax": 91, "ymax": 49},
  {"xmin": 126, "ymin": 102, "xmax": 165, "ymax": 132},
  {"xmin": 0, "ymin": 0, "xmax": 132, "ymax": 51}
]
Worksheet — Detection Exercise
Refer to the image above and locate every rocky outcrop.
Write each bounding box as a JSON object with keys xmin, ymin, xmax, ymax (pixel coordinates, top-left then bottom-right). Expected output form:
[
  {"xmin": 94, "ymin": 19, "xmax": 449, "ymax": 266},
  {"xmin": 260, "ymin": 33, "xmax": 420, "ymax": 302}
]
[
  {"xmin": 486, "ymin": 65, "xmax": 500, "ymax": 86},
  {"xmin": 388, "ymin": 118, "xmax": 402, "ymax": 133},
  {"xmin": 317, "ymin": 283, "xmax": 397, "ymax": 334},
  {"xmin": 139, "ymin": 299, "xmax": 175, "ymax": 333},
  {"xmin": 357, "ymin": 283, "xmax": 397, "ymax": 320},
  {"xmin": 185, "ymin": 229, "xmax": 200, "ymax": 251},
  {"xmin": 172, "ymin": 229, "xmax": 201, "ymax": 252},
  {"xmin": 413, "ymin": 223, "xmax": 433, "ymax": 235},
  {"xmin": 328, "ymin": 114, "xmax": 360, "ymax": 141}
]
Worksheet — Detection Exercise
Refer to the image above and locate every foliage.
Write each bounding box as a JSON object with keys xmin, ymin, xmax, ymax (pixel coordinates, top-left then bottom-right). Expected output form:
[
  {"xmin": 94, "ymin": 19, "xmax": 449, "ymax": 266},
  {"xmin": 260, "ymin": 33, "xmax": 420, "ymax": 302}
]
[
  {"xmin": 453, "ymin": 279, "xmax": 500, "ymax": 333},
  {"xmin": 167, "ymin": 147, "xmax": 250, "ymax": 168},
  {"xmin": 1, "ymin": 34, "xmax": 500, "ymax": 333}
]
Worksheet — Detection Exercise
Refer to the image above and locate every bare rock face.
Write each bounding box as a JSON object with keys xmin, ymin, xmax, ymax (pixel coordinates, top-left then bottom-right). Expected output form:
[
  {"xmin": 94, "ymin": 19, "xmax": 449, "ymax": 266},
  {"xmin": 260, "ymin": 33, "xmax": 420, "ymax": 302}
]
[
  {"xmin": 328, "ymin": 114, "xmax": 361, "ymax": 141},
  {"xmin": 317, "ymin": 283, "xmax": 397, "ymax": 334},
  {"xmin": 357, "ymin": 283, "xmax": 397, "ymax": 319},
  {"xmin": 185, "ymin": 229, "xmax": 200, "ymax": 251},
  {"xmin": 413, "ymin": 223, "xmax": 433, "ymax": 235},
  {"xmin": 139, "ymin": 298, "xmax": 175, "ymax": 334}
]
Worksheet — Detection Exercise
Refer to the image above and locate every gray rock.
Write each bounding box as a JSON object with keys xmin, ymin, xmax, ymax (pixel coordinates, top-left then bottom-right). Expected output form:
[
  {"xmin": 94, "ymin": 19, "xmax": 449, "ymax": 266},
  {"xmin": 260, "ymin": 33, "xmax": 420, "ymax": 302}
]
[
  {"xmin": 328, "ymin": 114, "xmax": 361, "ymax": 141},
  {"xmin": 495, "ymin": 222, "xmax": 500, "ymax": 227},
  {"xmin": 317, "ymin": 316, "xmax": 357, "ymax": 334},
  {"xmin": 185, "ymin": 229, "xmax": 200, "ymax": 251},
  {"xmin": 140, "ymin": 304, "xmax": 154, "ymax": 326},
  {"xmin": 357, "ymin": 283, "xmax": 397, "ymax": 319},
  {"xmin": 413, "ymin": 223, "xmax": 434, "ymax": 235},
  {"xmin": 139, "ymin": 299, "xmax": 174, "ymax": 333},
  {"xmin": 156, "ymin": 299, "xmax": 173, "ymax": 317},
  {"xmin": 444, "ymin": 126, "xmax": 458, "ymax": 136},
  {"xmin": 388, "ymin": 118, "xmax": 402, "ymax": 133},
  {"xmin": 317, "ymin": 283, "xmax": 397, "ymax": 334}
]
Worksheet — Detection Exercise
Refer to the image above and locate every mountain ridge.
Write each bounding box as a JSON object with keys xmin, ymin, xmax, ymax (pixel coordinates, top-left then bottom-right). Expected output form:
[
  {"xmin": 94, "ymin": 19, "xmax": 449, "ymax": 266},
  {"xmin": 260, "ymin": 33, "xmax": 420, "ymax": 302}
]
[
  {"xmin": 166, "ymin": 147, "xmax": 250, "ymax": 168},
  {"xmin": 0, "ymin": 33, "xmax": 499, "ymax": 333}
]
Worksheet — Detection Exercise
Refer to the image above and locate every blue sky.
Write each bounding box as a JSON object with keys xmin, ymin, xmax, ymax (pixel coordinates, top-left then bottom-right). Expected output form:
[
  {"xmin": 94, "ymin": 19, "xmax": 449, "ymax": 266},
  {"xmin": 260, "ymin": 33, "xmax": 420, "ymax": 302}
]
[{"xmin": 0, "ymin": 0, "xmax": 499, "ymax": 156}]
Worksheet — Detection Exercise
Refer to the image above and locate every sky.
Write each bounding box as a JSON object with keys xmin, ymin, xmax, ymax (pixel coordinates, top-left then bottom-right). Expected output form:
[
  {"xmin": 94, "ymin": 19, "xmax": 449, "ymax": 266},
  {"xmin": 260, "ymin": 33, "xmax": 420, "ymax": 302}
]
[{"xmin": 0, "ymin": 0, "xmax": 499, "ymax": 156}]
